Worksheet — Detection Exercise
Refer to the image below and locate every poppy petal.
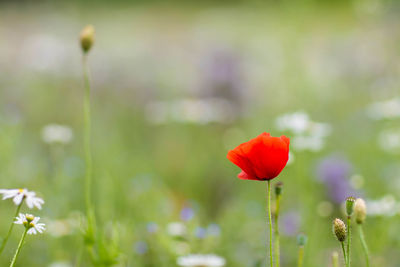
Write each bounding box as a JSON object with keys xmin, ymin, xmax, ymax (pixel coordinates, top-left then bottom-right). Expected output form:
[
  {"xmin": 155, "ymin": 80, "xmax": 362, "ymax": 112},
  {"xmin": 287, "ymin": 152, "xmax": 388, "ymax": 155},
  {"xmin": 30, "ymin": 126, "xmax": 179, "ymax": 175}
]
[{"xmin": 238, "ymin": 171, "xmax": 259, "ymax": 180}]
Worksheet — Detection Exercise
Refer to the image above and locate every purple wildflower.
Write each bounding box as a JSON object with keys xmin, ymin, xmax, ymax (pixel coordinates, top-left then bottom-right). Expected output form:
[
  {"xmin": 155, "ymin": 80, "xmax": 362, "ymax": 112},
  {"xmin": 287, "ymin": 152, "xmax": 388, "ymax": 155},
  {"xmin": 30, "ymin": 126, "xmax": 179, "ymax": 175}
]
[
  {"xmin": 134, "ymin": 241, "xmax": 148, "ymax": 255},
  {"xmin": 180, "ymin": 207, "xmax": 195, "ymax": 221},
  {"xmin": 280, "ymin": 211, "xmax": 301, "ymax": 236},
  {"xmin": 316, "ymin": 154, "xmax": 355, "ymax": 203},
  {"xmin": 194, "ymin": 227, "xmax": 207, "ymax": 239}
]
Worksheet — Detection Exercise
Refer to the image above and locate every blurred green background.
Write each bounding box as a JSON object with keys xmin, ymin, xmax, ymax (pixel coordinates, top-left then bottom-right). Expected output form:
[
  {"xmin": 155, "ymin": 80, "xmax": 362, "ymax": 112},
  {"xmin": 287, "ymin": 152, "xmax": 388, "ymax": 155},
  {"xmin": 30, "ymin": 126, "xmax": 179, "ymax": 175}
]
[{"xmin": 0, "ymin": 0, "xmax": 400, "ymax": 266}]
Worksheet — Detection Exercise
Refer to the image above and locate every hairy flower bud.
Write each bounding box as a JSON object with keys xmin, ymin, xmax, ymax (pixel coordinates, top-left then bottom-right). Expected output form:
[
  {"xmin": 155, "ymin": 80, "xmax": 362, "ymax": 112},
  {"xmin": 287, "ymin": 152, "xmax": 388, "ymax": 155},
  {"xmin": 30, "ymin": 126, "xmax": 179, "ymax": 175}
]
[
  {"xmin": 80, "ymin": 25, "xmax": 95, "ymax": 53},
  {"xmin": 333, "ymin": 218, "xmax": 347, "ymax": 242},
  {"xmin": 354, "ymin": 198, "xmax": 367, "ymax": 224},
  {"xmin": 297, "ymin": 233, "xmax": 307, "ymax": 247},
  {"xmin": 274, "ymin": 182, "xmax": 283, "ymax": 196},
  {"xmin": 346, "ymin": 197, "xmax": 356, "ymax": 217}
]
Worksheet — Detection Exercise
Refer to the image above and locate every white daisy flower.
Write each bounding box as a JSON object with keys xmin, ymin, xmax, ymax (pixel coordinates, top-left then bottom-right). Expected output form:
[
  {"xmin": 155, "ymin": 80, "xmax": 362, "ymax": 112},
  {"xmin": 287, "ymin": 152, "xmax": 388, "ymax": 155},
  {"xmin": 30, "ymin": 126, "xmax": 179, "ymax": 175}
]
[
  {"xmin": 0, "ymin": 188, "xmax": 44, "ymax": 209},
  {"xmin": 177, "ymin": 254, "xmax": 226, "ymax": 267},
  {"xmin": 167, "ymin": 222, "xmax": 187, "ymax": 237},
  {"xmin": 275, "ymin": 111, "xmax": 332, "ymax": 152},
  {"xmin": 275, "ymin": 111, "xmax": 311, "ymax": 134},
  {"xmin": 41, "ymin": 124, "xmax": 73, "ymax": 144},
  {"xmin": 367, "ymin": 98, "xmax": 400, "ymax": 120},
  {"xmin": 14, "ymin": 213, "xmax": 46, "ymax": 235}
]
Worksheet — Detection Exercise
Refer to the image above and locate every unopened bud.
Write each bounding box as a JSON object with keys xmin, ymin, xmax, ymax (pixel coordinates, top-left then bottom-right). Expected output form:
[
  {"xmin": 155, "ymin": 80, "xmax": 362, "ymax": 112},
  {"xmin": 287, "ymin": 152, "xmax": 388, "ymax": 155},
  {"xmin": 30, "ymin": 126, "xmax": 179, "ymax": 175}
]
[
  {"xmin": 80, "ymin": 25, "xmax": 95, "ymax": 53},
  {"xmin": 354, "ymin": 198, "xmax": 367, "ymax": 224},
  {"xmin": 274, "ymin": 182, "xmax": 283, "ymax": 196},
  {"xmin": 333, "ymin": 218, "xmax": 347, "ymax": 242},
  {"xmin": 297, "ymin": 233, "xmax": 307, "ymax": 247},
  {"xmin": 346, "ymin": 197, "xmax": 356, "ymax": 217}
]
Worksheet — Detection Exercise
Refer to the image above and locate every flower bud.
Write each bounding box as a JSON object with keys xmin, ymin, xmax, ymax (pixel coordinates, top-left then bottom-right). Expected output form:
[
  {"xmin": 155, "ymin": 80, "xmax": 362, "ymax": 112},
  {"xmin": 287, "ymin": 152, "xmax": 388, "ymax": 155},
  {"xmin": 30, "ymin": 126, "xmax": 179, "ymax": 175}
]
[
  {"xmin": 345, "ymin": 197, "xmax": 356, "ymax": 217},
  {"xmin": 297, "ymin": 233, "xmax": 307, "ymax": 247},
  {"xmin": 354, "ymin": 198, "xmax": 367, "ymax": 224},
  {"xmin": 333, "ymin": 218, "xmax": 346, "ymax": 242},
  {"xmin": 274, "ymin": 182, "xmax": 283, "ymax": 196},
  {"xmin": 80, "ymin": 25, "xmax": 95, "ymax": 53}
]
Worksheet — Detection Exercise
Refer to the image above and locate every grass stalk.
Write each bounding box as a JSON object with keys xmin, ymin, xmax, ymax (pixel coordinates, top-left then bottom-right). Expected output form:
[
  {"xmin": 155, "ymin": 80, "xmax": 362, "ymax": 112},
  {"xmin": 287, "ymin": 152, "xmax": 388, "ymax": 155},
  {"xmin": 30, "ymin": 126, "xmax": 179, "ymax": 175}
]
[{"xmin": 341, "ymin": 242, "xmax": 348, "ymax": 267}]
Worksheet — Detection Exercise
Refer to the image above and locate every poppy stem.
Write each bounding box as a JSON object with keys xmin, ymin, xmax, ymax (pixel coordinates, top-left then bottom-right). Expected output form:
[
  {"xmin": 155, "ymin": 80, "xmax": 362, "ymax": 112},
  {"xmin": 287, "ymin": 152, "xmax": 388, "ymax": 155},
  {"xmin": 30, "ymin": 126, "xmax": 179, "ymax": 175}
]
[
  {"xmin": 0, "ymin": 201, "xmax": 23, "ymax": 255},
  {"xmin": 297, "ymin": 245, "xmax": 304, "ymax": 267},
  {"xmin": 274, "ymin": 190, "xmax": 281, "ymax": 267},
  {"xmin": 267, "ymin": 180, "xmax": 273, "ymax": 267},
  {"xmin": 358, "ymin": 224, "xmax": 370, "ymax": 267},
  {"xmin": 347, "ymin": 217, "xmax": 351, "ymax": 267},
  {"xmin": 9, "ymin": 228, "xmax": 28, "ymax": 267}
]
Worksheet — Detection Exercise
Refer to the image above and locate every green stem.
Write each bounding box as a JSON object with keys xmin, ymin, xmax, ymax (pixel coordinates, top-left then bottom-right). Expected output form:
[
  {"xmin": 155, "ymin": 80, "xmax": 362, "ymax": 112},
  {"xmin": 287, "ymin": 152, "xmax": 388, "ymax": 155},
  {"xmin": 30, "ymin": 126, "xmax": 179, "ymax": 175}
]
[
  {"xmin": 274, "ymin": 194, "xmax": 281, "ymax": 267},
  {"xmin": 267, "ymin": 180, "xmax": 273, "ymax": 267},
  {"xmin": 358, "ymin": 224, "xmax": 370, "ymax": 267},
  {"xmin": 347, "ymin": 217, "xmax": 351, "ymax": 267},
  {"xmin": 83, "ymin": 53, "xmax": 93, "ymax": 217},
  {"xmin": 341, "ymin": 242, "xmax": 348, "ymax": 267},
  {"xmin": 9, "ymin": 228, "xmax": 28, "ymax": 267},
  {"xmin": 297, "ymin": 246, "xmax": 304, "ymax": 267},
  {"xmin": 82, "ymin": 48, "xmax": 97, "ymax": 265},
  {"xmin": 0, "ymin": 202, "xmax": 23, "ymax": 255}
]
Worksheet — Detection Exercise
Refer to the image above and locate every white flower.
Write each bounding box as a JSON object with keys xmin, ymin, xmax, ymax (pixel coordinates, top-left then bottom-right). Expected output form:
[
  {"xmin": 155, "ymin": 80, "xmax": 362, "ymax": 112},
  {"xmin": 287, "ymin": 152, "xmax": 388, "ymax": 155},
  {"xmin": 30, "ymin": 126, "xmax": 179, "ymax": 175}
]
[
  {"xmin": 41, "ymin": 124, "xmax": 73, "ymax": 144},
  {"xmin": 378, "ymin": 128, "xmax": 400, "ymax": 153},
  {"xmin": 366, "ymin": 195, "xmax": 400, "ymax": 217},
  {"xmin": 167, "ymin": 222, "xmax": 187, "ymax": 237},
  {"xmin": 177, "ymin": 254, "xmax": 226, "ymax": 267},
  {"xmin": 145, "ymin": 98, "xmax": 235, "ymax": 125},
  {"xmin": 0, "ymin": 188, "xmax": 44, "ymax": 209},
  {"xmin": 292, "ymin": 135, "xmax": 325, "ymax": 152},
  {"xmin": 275, "ymin": 111, "xmax": 331, "ymax": 152},
  {"xmin": 14, "ymin": 213, "xmax": 46, "ymax": 235},
  {"xmin": 367, "ymin": 98, "xmax": 400, "ymax": 120},
  {"xmin": 48, "ymin": 262, "xmax": 72, "ymax": 267},
  {"xmin": 275, "ymin": 111, "xmax": 311, "ymax": 134}
]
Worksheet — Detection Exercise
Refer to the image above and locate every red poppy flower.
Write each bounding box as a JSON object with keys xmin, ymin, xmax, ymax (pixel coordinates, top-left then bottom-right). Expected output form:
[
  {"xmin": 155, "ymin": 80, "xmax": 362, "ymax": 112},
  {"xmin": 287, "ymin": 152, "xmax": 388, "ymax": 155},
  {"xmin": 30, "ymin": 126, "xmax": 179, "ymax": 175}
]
[{"xmin": 227, "ymin": 132, "xmax": 290, "ymax": 181}]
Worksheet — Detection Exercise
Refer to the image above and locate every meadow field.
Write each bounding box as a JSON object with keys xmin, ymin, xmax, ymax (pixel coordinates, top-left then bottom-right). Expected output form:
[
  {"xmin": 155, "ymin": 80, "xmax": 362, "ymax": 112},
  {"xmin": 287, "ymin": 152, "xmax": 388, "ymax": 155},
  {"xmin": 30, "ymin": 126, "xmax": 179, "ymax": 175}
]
[{"xmin": 0, "ymin": 1, "xmax": 400, "ymax": 266}]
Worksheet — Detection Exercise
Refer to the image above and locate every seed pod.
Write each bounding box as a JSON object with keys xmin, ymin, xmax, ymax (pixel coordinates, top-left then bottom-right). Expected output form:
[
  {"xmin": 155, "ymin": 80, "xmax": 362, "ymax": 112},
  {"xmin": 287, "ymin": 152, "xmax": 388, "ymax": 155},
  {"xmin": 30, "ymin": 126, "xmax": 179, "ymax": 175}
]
[
  {"xmin": 346, "ymin": 197, "xmax": 356, "ymax": 217},
  {"xmin": 333, "ymin": 218, "xmax": 347, "ymax": 242},
  {"xmin": 297, "ymin": 233, "xmax": 307, "ymax": 247},
  {"xmin": 274, "ymin": 182, "xmax": 283, "ymax": 196},
  {"xmin": 80, "ymin": 25, "xmax": 95, "ymax": 53},
  {"xmin": 354, "ymin": 198, "xmax": 367, "ymax": 224}
]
